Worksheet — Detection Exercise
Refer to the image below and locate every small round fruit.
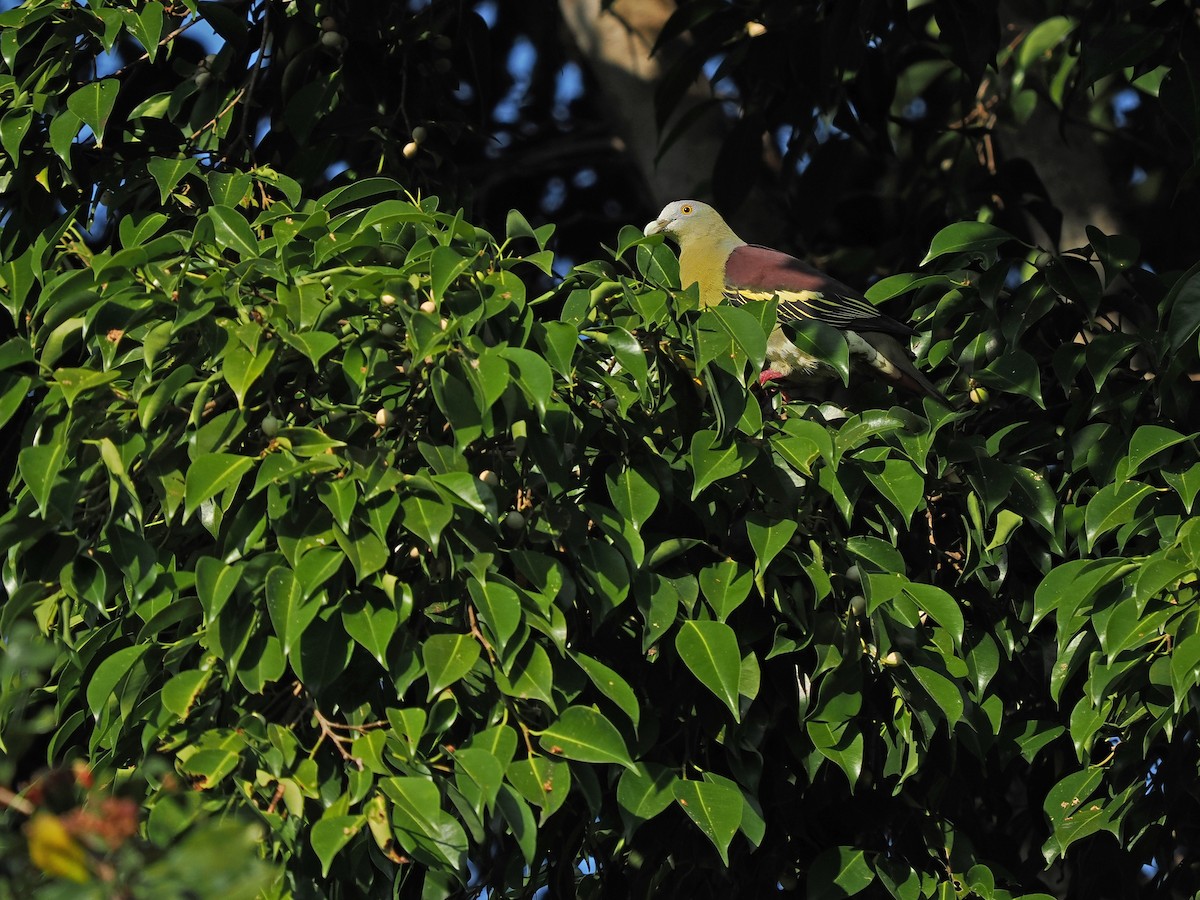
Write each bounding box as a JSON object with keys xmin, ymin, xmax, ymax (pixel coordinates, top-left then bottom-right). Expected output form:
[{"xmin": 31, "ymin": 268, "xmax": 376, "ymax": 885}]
[
  {"xmin": 503, "ymin": 510, "xmax": 525, "ymax": 530},
  {"xmin": 602, "ymin": 398, "xmax": 619, "ymax": 411},
  {"xmin": 411, "ymin": 125, "xmax": 428, "ymax": 144},
  {"xmin": 432, "ymin": 34, "xmax": 452, "ymax": 51},
  {"xmin": 433, "ymin": 57, "xmax": 452, "ymax": 73},
  {"xmin": 380, "ymin": 322, "xmax": 399, "ymax": 337},
  {"xmin": 320, "ymin": 15, "xmax": 338, "ymax": 31},
  {"xmin": 375, "ymin": 408, "xmax": 393, "ymax": 427},
  {"xmin": 402, "ymin": 141, "xmax": 419, "ymax": 159},
  {"xmin": 320, "ymin": 30, "xmax": 346, "ymax": 50},
  {"xmin": 845, "ymin": 564, "xmax": 861, "ymax": 584},
  {"xmin": 969, "ymin": 386, "xmax": 990, "ymax": 405},
  {"xmin": 408, "ymin": 546, "xmax": 421, "ymax": 559},
  {"xmin": 419, "ymin": 300, "xmax": 437, "ymax": 314},
  {"xmin": 262, "ymin": 414, "xmax": 280, "ymax": 437},
  {"xmin": 848, "ymin": 595, "xmax": 867, "ymax": 617},
  {"xmin": 479, "ymin": 470, "xmax": 500, "ymax": 488},
  {"xmin": 882, "ymin": 650, "xmax": 904, "ymax": 668},
  {"xmin": 380, "ymin": 293, "xmax": 397, "ymax": 306}
]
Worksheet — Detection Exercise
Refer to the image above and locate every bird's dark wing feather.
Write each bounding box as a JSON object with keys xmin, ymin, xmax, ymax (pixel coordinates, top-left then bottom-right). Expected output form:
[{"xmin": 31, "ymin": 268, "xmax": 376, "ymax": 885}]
[{"xmin": 723, "ymin": 244, "xmax": 912, "ymax": 337}]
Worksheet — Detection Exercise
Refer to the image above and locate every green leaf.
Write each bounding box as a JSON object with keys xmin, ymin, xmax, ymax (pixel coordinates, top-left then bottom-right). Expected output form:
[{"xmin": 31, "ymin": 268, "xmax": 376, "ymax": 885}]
[
  {"xmin": 265, "ymin": 566, "xmax": 323, "ymax": 655},
  {"xmin": 467, "ymin": 579, "xmax": 521, "ymax": 656},
  {"xmin": 698, "ymin": 559, "xmax": 753, "ymax": 621},
  {"xmin": 784, "ymin": 319, "xmax": 851, "ymax": 385},
  {"xmin": 675, "ymin": 620, "xmax": 741, "ymax": 719},
  {"xmin": 806, "ymin": 846, "xmax": 876, "ymax": 900},
  {"xmin": 745, "ymin": 512, "xmax": 797, "ymax": 577},
  {"xmin": 147, "ymin": 156, "xmax": 198, "ymax": 204},
  {"xmin": 573, "ymin": 653, "xmax": 640, "ymax": 729},
  {"xmin": 283, "ymin": 332, "xmax": 340, "ymax": 370},
  {"xmin": 66, "ymin": 79, "xmax": 119, "ymax": 143},
  {"xmin": 904, "ymin": 583, "xmax": 964, "ymax": 650},
  {"xmin": 207, "ymin": 206, "xmax": 261, "ymax": 259},
  {"xmin": 429, "ymin": 245, "xmax": 470, "ymax": 299},
  {"xmin": 311, "ymin": 814, "xmax": 363, "ymax": 878},
  {"xmin": 400, "ymin": 492, "xmax": 453, "ymax": 551},
  {"xmin": 607, "ymin": 465, "xmax": 660, "ymax": 529},
  {"xmin": 18, "ymin": 440, "xmax": 66, "ymax": 514},
  {"xmin": 422, "ymin": 634, "xmax": 481, "ymax": 698},
  {"xmin": 1042, "ymin": 768, "xmax": 1109, "ymax": 860},
  {"xmin": 977, "ymin": 349, "xmax": 1044, "ymax": 407},
  {"xmin": 195, "ymin": 556, "xmax": 240, "ymax": 624},
  {"xmin": 507, "ymin": 755, "xmax": 570, "ymax": 817},
  {"xmin": 52, "ymin": 367, "xmax": 120, "ymax": 409},
  {"xmin": 695, "ymin": 305, "xmax": 768, "ymax": 374},
  {"xmin": 161, "ymin": 669, "xmax": 209, "ymax": 719},
  {"xmin": 453, "ymin": 748, "xmax": 505, "ymax": 814},
  {"xmin": 772, "ymin": 417, "xmax": 834, "ymax": 476},
  {"xmin": 86, "ymin": 645, "xmax": 148, "ymax": 719},
  {"xmin": 921, "ymin": 221, "xmax": 1016, "ymax": 264},
  {"xmin": 689, "ymin": 430, "xmax": 756, "ymax": 499},
  {"xmin": 536, "ymin": 706, "xmax": 636, "ymax": 769},
  {"xmin": 221, "ymin": 343, "xmax": 275, "ymax": 409},
  {"xmin": 1, "ymin": 108, "xmax": 30, "ymax": 162},
  {"xmin": 498, "ymin": 347, "xmax": 554, "ymax": 417},
  {"xmin": 1084, "ymin": 481, "xmax": 1156, "ymax": 551},
  {"xmin": 909, "ymin": 666, "xmax": 964, "ymax": 728},
  {"xmin": 127, "ymin": 3, "xmax": 165, "ymax": 58},
  {"xmin": 1117, "ymin": 425, "xmax": 1192, "ymax": 482},
  {"xmin": 672, "ymin": 778, "xmax": 743, "ymax": 865},
  {"xmin": 1164, "ymin": 261, "xmax": 1200, "ymax": 352},
  {"xmin": 185, "ymin": 453, "xmax": 255, "ymax": 517},
  {"xmin": 1171, "ymin": 633, "xmax": 1200, "ymax": 711},
  {"xmin": 865, "ymin": 457, "xmax": 925, "ymax": 523},
  {"xmin": 617, "ymin": 763, "xmax": 677, "ymax": 836},
  {"xmin": 341, "ymin": 594, "xmax": 398, "ymax": 664}
]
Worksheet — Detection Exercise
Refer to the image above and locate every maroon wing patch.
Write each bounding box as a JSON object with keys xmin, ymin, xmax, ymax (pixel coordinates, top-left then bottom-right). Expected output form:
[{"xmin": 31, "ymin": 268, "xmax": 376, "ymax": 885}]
[{"xmin": 724, "ymin": 244, "xmax": 912, "ymax": 337}]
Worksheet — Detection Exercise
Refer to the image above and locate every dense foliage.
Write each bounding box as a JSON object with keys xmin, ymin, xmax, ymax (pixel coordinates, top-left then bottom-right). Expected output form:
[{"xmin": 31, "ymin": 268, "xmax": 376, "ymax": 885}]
[{"xmin": 3, "ymin": 1, "xmax": 1200, "ymax": 898}]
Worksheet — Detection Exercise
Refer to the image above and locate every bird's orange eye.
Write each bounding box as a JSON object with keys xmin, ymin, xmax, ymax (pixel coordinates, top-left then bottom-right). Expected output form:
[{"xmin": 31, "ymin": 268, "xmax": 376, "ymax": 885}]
[{"xmin": 680, "ymin": 204, "xmax": 693, "ymax": 214}]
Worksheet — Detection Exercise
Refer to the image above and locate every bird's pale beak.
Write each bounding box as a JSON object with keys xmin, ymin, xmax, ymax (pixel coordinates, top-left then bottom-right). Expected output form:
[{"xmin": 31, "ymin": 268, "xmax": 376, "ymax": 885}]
[{"xmin": 644, "ymin": 219, "xmax": 667, "ymax": 237}]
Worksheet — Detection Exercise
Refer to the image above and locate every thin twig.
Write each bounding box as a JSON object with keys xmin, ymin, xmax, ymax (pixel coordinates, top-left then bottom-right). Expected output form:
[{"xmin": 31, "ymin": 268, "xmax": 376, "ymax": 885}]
[
  {"xmin": 112, "ymin": 17, "xmax": 204, "ymax": 77},
  {"xmin": 0, "ymin": 786, "xmax": 35, "ymax": 816},
  {"xmin": 188, "ymin": 88, "xmax": 247, "ymax": 142}
]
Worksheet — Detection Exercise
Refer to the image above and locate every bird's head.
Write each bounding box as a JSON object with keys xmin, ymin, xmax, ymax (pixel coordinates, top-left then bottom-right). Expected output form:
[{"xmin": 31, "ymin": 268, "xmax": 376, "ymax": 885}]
[{"xmin": 643, "ymin": 200, "xmax": 739, "ymax": 247}]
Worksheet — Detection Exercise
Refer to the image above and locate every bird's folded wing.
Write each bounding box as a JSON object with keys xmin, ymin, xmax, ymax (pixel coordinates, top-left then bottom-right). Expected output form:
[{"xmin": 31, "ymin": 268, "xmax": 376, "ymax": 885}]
[{"xmin": 723, "ymin": 244, "xmax": 912, "ymax": 337}]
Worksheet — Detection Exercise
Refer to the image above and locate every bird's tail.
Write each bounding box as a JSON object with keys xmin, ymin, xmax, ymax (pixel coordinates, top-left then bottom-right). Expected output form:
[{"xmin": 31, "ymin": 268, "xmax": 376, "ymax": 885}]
[{"xmin": 859, "ymin": 332, "xmax": 949, "ymax": 405}]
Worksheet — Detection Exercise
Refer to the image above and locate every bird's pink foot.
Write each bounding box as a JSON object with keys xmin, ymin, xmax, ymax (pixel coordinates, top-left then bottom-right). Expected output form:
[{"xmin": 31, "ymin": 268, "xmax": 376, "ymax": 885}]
[{"xmin": 758, "ymin": 369, "xmax": 784, "ymax": 386}]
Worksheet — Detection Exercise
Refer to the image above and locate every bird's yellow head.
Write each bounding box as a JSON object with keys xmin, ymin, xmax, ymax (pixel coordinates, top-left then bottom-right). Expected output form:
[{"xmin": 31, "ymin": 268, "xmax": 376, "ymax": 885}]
[
  {"xmin": 643, "ymin": 200, "xmax": 724, "ymax": 240},
  {"xmin": 643, "ymin": 199, "xmax": 744, "ymax": 255}
]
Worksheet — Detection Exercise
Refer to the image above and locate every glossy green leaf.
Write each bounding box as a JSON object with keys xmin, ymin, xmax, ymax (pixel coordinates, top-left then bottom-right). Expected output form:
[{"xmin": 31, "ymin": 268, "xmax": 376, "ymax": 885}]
[
  {"xmin": 689, "ymin": 430, "xmax": 756, "ymax": 499},
  {"xmin": 86, "ymin": 645, "xmax": 148, "ymax": 719},
  {"xmin": 185, "ymin": 453, "xmax": 255, "ymax": 517},
  {"xmin": 66, "ymin": 79, "xmax": 119, "ymax": 142},
  {"xmin": 536, "ymin": 706, "xmax": 635, "ymax": 769},
  {"xmin": 616, "ymin": 763, "xmax": 677, "ymax": 835},
  {"xmin": 573, "ymin": 652, "xmax": 640, "ymax": 729},
  {"xmin": 341, "ymin": 594, "xmax": 398, "ymax": 664},
  {"xmin": 1084, "ymin": 481, "xmax": 1156, "ymax": 551},
  {"xmin": 422, "ymin": 633, "xmax": 481, "ymax": 698},
  {"xmin": 675, "ymin": 620, "xmax": 741, "ymax": 719},
  {"xmin": 698, "ymin": 559, "xmax": 753, "ymax": 620},
  {"xmin": 921, "ymin": 221, "xmax": 1016, "ymax": 264},
  {"xmin": 265, "ymin": 566, "xmax": 323, "ymax": 655},
  {"xmin": 672, "ymin": 778, "xmax": 742, "ymax": 865},
  {"xmin": 806, "ymin": 845, "xmax": 876, "ymax": 900},
  {"xmin": 310, "ymin": 814, "xmax": 363, "ymax": 878}
]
